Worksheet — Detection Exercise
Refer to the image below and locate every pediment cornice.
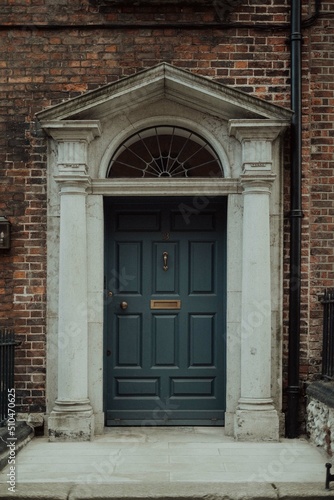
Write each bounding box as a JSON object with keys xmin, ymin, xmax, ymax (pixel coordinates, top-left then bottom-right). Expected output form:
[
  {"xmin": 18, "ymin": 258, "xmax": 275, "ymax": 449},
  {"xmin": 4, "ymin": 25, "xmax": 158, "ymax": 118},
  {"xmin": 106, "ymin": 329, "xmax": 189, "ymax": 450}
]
[{"xmin": 37, "ymin": 63, "xmax": 292, "ymax": 123}]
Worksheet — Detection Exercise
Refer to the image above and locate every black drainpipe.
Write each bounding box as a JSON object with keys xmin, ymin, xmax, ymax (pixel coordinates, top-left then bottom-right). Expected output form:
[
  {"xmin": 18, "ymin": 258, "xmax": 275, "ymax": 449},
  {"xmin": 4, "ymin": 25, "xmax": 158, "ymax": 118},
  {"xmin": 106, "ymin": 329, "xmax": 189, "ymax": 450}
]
[{"xmin": 286, "ymin": 0, "xmax": 303, "ymax": 439}]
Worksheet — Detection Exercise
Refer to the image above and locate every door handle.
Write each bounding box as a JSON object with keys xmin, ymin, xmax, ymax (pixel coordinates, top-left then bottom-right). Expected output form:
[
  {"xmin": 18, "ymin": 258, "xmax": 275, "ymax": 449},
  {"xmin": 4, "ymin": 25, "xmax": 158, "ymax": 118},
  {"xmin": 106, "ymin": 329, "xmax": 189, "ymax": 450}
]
[
  {"xmin": 163, "ymin": 251, "xmax": 168, "ymax": 271},
  {"xmin": 120, "ymin": 301, "xmax": 128, "ymax": 310}
]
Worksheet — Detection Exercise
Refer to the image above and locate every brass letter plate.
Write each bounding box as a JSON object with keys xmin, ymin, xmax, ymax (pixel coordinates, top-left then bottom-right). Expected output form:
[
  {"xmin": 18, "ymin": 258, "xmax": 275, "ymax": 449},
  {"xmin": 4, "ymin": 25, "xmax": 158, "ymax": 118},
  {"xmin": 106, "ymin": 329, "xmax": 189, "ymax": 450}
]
[{"xmin": 150, "ymin": 300, "xmax": 181, "ymax": 310}]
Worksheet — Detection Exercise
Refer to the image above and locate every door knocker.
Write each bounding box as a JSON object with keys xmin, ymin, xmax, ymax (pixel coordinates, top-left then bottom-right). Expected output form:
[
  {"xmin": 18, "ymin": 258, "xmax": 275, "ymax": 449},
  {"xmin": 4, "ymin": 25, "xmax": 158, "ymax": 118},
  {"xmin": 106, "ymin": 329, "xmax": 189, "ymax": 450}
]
[{"xmin": 163, "ymin": 251, "xmax": 169, "ymax": 271}]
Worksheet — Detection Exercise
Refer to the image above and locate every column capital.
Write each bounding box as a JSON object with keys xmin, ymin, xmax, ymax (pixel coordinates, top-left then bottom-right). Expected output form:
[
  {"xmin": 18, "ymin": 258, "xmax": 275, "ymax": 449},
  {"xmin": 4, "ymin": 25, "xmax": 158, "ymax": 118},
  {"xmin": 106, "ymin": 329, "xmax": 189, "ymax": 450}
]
[
  {"xmin": 229, "ymin": 119, "xmax": 289, "ymax": 174},
  {"xmin": 240, "ymin": 173, "xmax": 276, "ymax": 194},
  {"xmin": 228, "ymin": 119, "xmax": 289, "ymax": 142},
  {"xmin": 42, "ymin": 120, "xmax": 102, "ymax": 175},
  {"xmin": 54, "ymin": 173, "xmax": 91, "ymax": 194},
  {"xmin": 41, "ymin": 120, "xmax": 102, "ymax": 142}
]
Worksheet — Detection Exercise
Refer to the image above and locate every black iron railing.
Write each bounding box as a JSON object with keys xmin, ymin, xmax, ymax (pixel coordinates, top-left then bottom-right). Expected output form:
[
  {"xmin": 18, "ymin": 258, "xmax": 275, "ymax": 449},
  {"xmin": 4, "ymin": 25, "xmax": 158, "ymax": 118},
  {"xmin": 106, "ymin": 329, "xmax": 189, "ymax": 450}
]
[
  {"xmin": 320, "ymin": 289, "xmax": 334, "ymax": 380},
  {"xmin": 0, "ymin": 329, "xmax": 19, "ymax": 426}
]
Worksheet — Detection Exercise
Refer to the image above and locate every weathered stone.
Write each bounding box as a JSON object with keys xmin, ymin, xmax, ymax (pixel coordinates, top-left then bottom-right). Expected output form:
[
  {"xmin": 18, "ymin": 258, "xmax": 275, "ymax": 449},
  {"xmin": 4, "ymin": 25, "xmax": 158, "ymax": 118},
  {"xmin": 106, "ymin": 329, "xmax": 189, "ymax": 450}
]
[{"xmin": 307, "ymin": 381, "xmax": 334, "ymax": 456}]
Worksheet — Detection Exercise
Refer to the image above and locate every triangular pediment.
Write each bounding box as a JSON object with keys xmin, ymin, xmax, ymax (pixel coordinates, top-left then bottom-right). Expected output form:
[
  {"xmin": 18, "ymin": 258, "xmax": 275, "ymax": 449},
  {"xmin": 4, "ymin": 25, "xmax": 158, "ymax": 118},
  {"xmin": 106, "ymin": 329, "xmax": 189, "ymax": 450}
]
[{"xmin": 36, "ymin": 63, "xmax": 292, "ymax": 122}]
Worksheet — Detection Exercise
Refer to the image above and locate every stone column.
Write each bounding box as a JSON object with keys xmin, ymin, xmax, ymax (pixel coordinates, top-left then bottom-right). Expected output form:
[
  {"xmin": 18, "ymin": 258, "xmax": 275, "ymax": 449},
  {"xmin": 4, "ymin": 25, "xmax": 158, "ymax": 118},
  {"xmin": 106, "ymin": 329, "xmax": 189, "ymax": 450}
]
[
  {"xmin": 229, "ymin": 120, "xmax": 288, "ymax": 441},
  {"xmin": 237, "ymin": 173, "xmax": 278, "ymax": 440},
  {"xmin": 42, "ymin": 121, "xmax": 101, "ymax": 441}
]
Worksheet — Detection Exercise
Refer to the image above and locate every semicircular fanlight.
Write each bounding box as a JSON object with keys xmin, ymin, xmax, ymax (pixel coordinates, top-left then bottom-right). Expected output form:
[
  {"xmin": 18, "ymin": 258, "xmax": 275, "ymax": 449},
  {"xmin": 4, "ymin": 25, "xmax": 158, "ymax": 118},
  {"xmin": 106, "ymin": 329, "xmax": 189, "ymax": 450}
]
[{"xmin": 107, "ymin": 126, "xmax": 223, "ymax": 178}]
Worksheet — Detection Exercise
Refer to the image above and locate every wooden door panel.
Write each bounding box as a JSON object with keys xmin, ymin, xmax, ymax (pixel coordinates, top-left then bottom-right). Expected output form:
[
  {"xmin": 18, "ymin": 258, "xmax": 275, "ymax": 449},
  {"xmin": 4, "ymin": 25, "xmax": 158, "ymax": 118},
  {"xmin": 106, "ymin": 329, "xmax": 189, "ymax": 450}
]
[
  {"xmin": 189, "ymin": 315, "xmax": 215, "ymax": 367},
  {"xmin": 116, "ymin": 211, "xmax": 161, "ymax": 231},
  {"xmin": 170, "ymin": 378, "xmax": 215, "ymax": 397},
  {"xmin": 115, "ymin": 378, "xmax": 159, "ymax": 398},
  {"xmin": 115, "ymin": 315, "xmax": 142, "ymax": 367},
  {"xmin": 152, "ymin": 314, "xmax": 178, "ymax": 367},
  {"xmin": 189, "ymin": 241, "xmax": 215, "ymax": 294},
  {"xmin": 116, "ymin": 242, "xmax": 142, "ymax": 294},
  {"xmin": 153, "ymin": 242, "xmax": 179, "ymax": 294},
  {"xmin": 171, "ymin": 211, "xmax": 216, "ymax": 231}
]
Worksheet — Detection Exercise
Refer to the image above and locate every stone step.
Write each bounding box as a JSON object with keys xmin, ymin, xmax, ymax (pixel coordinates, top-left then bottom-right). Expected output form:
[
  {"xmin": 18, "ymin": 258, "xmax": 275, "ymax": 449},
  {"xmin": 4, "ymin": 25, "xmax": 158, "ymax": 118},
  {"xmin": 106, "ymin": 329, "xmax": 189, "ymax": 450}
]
[
  {"xmin": 0, "ymin": 482, "xmax": 333, "ymax": 499},
  {"xmin": 0, "ymin": 421, "xmax": 34, "ymax": 472}
]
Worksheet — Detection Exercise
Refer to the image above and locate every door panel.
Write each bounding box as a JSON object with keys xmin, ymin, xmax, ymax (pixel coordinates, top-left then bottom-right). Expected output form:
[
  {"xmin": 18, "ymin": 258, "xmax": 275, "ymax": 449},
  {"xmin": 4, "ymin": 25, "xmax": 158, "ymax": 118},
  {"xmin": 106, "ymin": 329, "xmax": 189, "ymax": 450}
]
[
  {"xmin": 189, "ymin": 241, "xmax": 215, "ymax": 293},
  {"xmin": 171, "ymin": 210, "xmax": 216, "ymax": 231},
  {"xmin": 170, "ymin": 378, "xmax": 214, "ymax": 397},
  {"xmin": 152, "ymin": 315, "xmax": 178, "ymax": 367},
  {"xmin": 115, "ymin": 378, "xmax": 159, "ymax": 397},
  {"xmin": 116, "ymin": 315, "xmax": 142, "ymax": 367},
  {"xmin": 189, "ymin": 315, "xmax": 215, "ymax": 367},
  {"xmin": 116, "ymin": 211, "xmax": 161, "ymax": 231},
  {"xmin": 116, "ymin": 242, "xmax": 142, "ymax": 293},
  {"xmin": 153, "ymin": 242, "xmax": 179, "ymax": 293},
  {"xmin": 104, "ymin": 198, "xmax": 226, "ymax": 425}
]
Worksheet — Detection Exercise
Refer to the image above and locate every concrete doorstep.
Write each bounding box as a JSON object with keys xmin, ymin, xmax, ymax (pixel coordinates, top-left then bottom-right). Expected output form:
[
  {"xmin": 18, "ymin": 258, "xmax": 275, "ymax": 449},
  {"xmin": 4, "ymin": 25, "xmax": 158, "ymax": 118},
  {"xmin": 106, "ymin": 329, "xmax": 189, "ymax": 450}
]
[
  {"xmin": 0, "ymin": 482, "xmax": 333, "ymax": 500},
  {"xmin": 0, "ymin": 427, "xmax": 331, "ymax": 499},
  {"xmin": 0, "ymin": 422, "xmax": 34, "ymax": 472}
]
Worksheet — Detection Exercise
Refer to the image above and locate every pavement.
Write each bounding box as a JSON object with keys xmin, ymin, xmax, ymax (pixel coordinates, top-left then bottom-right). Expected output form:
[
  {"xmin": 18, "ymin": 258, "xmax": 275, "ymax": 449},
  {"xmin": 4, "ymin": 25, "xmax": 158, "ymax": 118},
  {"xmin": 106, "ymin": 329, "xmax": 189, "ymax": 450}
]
[{"xmin": 0, "ymin": 426, "xmax": 333, "ymax": 499}]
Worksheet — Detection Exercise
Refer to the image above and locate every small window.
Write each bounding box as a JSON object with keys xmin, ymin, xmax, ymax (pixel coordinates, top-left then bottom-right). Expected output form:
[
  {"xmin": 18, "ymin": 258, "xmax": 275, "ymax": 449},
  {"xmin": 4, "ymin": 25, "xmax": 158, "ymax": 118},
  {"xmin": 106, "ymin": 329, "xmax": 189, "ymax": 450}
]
[{"xmin": 107, "ymin": 126, "xmax": 223, "ymax": 178}]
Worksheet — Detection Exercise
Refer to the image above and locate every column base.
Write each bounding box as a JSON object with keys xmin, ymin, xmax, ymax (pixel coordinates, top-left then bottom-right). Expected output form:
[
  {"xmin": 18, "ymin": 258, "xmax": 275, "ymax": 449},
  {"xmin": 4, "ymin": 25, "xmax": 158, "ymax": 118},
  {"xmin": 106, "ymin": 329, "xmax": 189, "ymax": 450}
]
[
  {"xmin": 48, "ymin": 400, "xmax": 94, "ymax": 442},
  {"xmin": 234, "ymin": 401, "xmax": 279, "ymax": 441}
]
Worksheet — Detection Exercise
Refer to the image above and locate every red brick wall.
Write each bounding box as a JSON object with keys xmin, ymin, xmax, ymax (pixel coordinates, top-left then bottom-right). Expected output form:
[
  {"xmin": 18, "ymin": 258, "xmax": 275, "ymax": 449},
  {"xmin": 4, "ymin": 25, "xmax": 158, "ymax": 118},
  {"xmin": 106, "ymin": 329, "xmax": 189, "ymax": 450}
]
[
  {"xmin": 307, "ymin": 2, "xmax": 334, "ymax": 376},
  {"xmin": 0, "ymin": 0, "xmax": 333, "ymax": 428}
]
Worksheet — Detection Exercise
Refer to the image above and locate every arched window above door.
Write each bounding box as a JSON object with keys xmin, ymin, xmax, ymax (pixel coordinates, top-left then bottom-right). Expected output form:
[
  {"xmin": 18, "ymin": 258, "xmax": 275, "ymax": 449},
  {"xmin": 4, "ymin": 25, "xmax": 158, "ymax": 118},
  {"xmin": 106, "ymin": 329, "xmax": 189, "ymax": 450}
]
[{"xmin": 107, "ymin": 126, "xmax": 223, "ymax": 178}]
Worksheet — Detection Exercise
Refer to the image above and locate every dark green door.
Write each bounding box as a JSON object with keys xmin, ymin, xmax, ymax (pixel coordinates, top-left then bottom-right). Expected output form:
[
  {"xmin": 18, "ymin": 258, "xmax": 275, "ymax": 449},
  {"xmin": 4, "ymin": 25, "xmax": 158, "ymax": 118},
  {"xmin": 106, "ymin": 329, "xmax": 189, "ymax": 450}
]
[{"xmin": 104, "ymin": 198, "xmax": 226, "ymax": 425}]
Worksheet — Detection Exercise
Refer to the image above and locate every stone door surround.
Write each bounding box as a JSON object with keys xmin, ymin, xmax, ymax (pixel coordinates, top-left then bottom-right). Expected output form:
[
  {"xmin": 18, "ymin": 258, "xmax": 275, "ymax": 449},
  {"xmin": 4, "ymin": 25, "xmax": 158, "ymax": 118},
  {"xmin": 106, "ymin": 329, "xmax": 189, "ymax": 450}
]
[{"xmin": 37, "ymin": 63, "xmax": 291, "ymax": 441}]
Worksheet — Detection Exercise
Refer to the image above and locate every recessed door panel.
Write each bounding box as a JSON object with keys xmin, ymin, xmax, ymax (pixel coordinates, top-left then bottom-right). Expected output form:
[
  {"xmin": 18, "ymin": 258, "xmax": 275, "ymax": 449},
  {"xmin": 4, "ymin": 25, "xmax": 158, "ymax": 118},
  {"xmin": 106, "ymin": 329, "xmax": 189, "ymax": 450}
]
[
  {"xmin": 152, "ymin": 315, "xmax": 178, "ymax": 367},
  {"xmin": 116, "ymin": 242, "xmax": 142, "ymax": 294},
  {"xmin": 153, "ymin": 242, "xmax": 178, "ymax": 293},
  {"xmin": 171, "ymin": 378, "xmax": 214, "ymax": 397},
  {"xmin": 171, "ymin": 211, "xmax": 216, "ymax": 231},
  {"xmin": 116, "ymin": 378, "xmax": 159, "ymax": 397},
  {"xmin": 116, "ymin": 211, "xmax": 161, "ymax": 231},
  {"xmin": 189, "ymin": 315, "xmax": 215, "ymax": 367},
  {"xmin": 116, "ymin": 315, "xmax": 142, "ymax": 367},
  {"xmin": 189, "ymin": 242, "xmax": 215, "ymax": 294},
  {"xmin": 105, "ymin": 199, "xmax": 226, "ymax": 425}
]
